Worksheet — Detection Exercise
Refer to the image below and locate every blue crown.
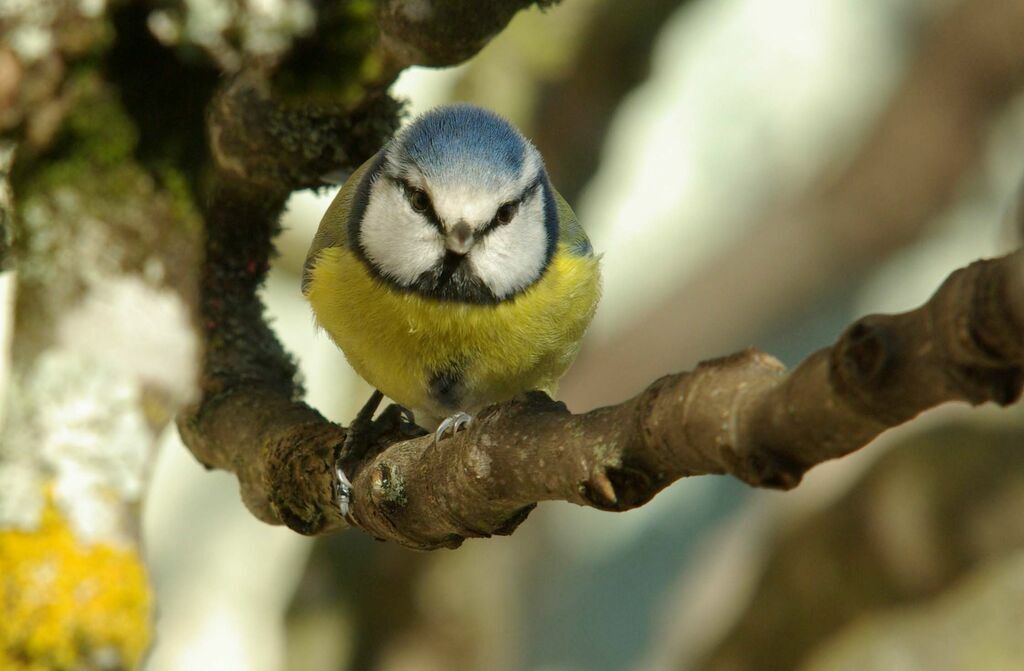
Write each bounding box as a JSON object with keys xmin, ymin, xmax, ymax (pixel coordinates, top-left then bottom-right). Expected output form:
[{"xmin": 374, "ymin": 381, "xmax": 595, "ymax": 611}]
[{"xmin": 390, "ymin": 104, "xmax": 533, "ymax": 186}]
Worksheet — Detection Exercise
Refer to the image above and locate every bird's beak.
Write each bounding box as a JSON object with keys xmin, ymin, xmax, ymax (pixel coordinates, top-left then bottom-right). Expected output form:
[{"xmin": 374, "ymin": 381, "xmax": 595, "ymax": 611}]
[{"xmin": 445, "ymin": 221, "xmax": 475, "ymax": 255}]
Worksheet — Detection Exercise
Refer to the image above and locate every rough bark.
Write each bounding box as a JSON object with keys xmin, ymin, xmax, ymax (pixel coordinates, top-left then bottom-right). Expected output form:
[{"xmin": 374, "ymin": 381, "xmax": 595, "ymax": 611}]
[{"xmin": 205, "ymin": 249, "xmax": 1023, "ymax": 548}]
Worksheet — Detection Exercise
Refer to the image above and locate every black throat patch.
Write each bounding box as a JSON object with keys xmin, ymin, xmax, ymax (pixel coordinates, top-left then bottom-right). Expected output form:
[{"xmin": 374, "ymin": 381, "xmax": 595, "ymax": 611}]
[{"xmin": 410, "ymin": 251, "xmax": 498, "ymax": 304}]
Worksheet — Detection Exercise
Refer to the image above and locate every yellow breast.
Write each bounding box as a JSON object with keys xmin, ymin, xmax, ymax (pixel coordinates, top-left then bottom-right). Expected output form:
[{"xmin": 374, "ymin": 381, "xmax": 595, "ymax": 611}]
[{"xmin": 305, "ymin": 245, "xmax": 600, "ymax": 423}]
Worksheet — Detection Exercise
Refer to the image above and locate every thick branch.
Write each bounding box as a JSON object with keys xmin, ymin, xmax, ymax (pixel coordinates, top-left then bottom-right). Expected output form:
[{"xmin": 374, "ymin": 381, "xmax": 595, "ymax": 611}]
[
  {"xmin": 177, "ymin": 75, "xmax": 396, "ymax": 525},
  {"xmin": 251, "ymin": 252, "xmax": 1022, "ymax": 548},
  {"xmin": 377, "ymin": 0, "xmax": 559, "ymax": 70},
  {"xmin": 173, "ymin": 1, "xmax": 1023, "ymax": 547}
]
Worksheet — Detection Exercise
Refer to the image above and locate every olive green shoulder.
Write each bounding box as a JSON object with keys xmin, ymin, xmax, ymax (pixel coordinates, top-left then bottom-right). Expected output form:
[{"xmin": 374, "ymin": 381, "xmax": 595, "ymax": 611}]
[
  {"xmin": 302, "ymin": 152, "xmax": 380, "ymax": 295},
  {"xmin": 553, "ymin": 188, "xmax": 594, "ymax": 257}
]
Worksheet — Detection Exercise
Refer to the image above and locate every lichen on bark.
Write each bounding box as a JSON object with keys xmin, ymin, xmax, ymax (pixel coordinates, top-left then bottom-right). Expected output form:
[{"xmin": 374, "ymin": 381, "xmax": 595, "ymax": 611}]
[{"xmin": 1, "ymin": 4, "xmax": 204, "ymax": 666}]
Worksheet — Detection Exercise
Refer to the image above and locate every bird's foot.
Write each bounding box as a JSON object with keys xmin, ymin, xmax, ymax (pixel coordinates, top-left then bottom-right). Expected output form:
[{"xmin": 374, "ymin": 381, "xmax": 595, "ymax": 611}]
[
  {"xmin": 334, "ymin": 466, "xmax": 354, "ymax": 518},
  {"xmin": 334, "ymin": 390, "xmax": 385, "ymax": 519},
  {"xmin": 399, "ymin": 406, "xmax": 417, "ymax": 427},
  {"xmin": 374, "ymin": 403, "xmax": 426, "ymax": 440},
  {"xmin": 434, "ymin": 411, "xmax": 474, "ymax": 444}
]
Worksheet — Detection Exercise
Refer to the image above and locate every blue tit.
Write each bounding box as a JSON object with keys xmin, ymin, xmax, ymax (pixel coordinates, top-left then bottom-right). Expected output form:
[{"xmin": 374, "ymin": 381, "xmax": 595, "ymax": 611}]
[{"xmin": 303, "ymin": 103, "xmax": 601, "ymax": 438}]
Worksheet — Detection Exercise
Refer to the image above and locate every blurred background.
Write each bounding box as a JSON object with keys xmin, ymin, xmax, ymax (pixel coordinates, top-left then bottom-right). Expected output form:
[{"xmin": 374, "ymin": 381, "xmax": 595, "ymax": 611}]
[{"xmin": 142, "ymin": 0, "xmax": 1024, "ymax": 669}]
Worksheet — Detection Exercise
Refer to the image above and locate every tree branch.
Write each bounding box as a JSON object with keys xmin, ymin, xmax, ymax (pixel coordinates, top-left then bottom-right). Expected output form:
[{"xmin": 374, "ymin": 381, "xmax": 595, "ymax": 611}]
[
  {"xmin": 377, "ymin": 0, "xmax": 560, "ymax": 70},
  {"xmin": 244, "ymin": 251, "xmax": 1022, "ymax": 548},
  {"xmin": 171, "ymin": 0, "xmax": 1023, "ymax": 548},
  {"xmin": 176, "ymin": 1, "xmax": 558, "ymax": 531},
  {"xmin": 177, "ymin": 76, "xmax": 396, "ymax": 525}
]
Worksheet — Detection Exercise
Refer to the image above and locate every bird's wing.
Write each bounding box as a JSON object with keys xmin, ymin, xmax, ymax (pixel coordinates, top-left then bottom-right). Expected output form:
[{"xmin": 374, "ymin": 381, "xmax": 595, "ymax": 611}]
[
  {"xmin": 553, "ymin": 188, "xmax": 594, "ymax": 257},
  {"xmin": 302, "ymin": 152, "xmax": 382, "ymax": 295}
]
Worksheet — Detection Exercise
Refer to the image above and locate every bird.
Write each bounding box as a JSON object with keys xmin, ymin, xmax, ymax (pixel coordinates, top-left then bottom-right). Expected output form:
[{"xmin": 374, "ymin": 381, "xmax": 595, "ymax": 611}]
[{"xmin": 303, "ymin": 103, "xmax": 601, "ymax": 462}]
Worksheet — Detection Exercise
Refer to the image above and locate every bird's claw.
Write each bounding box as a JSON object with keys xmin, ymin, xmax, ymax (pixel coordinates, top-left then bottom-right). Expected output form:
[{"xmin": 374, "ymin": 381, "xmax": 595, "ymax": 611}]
[
  {"xmin": 335, "ymin": 465, "xmax": 354, "ymax": 519},
  {"xmin": 399, "ymin": 406, "xmax": 417, "ymax": 426},
  {"xmin": 434, "ymin": 411, "xmax": 474, "ymax": 444},
  {"xmin": 333, "ymin": 390, "xmax": 384, "ymax": 520}
]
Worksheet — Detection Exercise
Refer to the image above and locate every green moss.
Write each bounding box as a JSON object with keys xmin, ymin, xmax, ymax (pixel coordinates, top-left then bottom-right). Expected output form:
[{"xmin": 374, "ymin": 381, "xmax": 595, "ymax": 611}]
[
  {"xmin": 348, "ymin": 0, "xmax": 376, "ymax": 20},
  {"xmin": 8, "ymin": 71, "xmax": 202, "ymax": 303},
  {"xmin": 11, "ymin": 65, "xmax": 202, "ymax": 236},
  {"xmin": 12, "ymin": 73, "xmax": 138, "ymax": 202},
  {"xmin": 270, "ymin": 0, "xmax": 383, "ymax": 106},
  {"xmin": 66, "ymin": 92, "xmax": 138, "ymax": 166},
  {"xmin": 155, "ymin": 164, "xmax": 202, "ymax": 237}
]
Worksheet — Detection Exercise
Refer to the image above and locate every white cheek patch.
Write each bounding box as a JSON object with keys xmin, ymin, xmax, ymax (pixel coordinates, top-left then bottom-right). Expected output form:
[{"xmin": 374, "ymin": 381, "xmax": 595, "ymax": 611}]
[
  {"xmin": 359, "ymin": 180, "xmax": 445, "ymax": 285},
  {"xmin": 469, "ymin": 192, "xmax": 549, "ymax": 299}
]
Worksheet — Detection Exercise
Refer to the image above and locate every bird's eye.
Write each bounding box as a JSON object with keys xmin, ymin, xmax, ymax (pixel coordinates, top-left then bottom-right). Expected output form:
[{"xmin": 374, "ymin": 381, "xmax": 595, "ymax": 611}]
[
  {"xmin": 408, "ymin": 188, "xmax": 430, "ymax": 213},
  {"xmin": 496, "ymin": 202, "xmax": 517, "ymax": 225}
]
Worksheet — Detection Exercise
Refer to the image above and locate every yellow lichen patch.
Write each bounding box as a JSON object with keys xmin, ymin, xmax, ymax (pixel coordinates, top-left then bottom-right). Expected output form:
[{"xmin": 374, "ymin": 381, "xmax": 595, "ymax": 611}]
[{"xmin": 0, "ymin": 495, "xmax": 152, "ymax": 670}]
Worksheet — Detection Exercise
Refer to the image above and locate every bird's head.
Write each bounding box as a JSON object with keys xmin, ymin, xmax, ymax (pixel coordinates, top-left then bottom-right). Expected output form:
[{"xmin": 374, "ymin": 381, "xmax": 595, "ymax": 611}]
[{"xmin": 354, "ymin": 104, "xmax": 558, "ymax": 303}]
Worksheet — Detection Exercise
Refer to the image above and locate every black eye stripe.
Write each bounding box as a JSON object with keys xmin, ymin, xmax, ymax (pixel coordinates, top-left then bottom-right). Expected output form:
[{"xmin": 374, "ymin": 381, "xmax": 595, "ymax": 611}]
[
  {"xmin": 392, "ymin": 177, "xmax": 444, "ymax": 232},
  {"xmin": 478, "ymin": 177, "xmax": 543, "ymax": 239},
  {"xmin": 388, "ymin": 175, "xmax": 543, "ymax": 239}
]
